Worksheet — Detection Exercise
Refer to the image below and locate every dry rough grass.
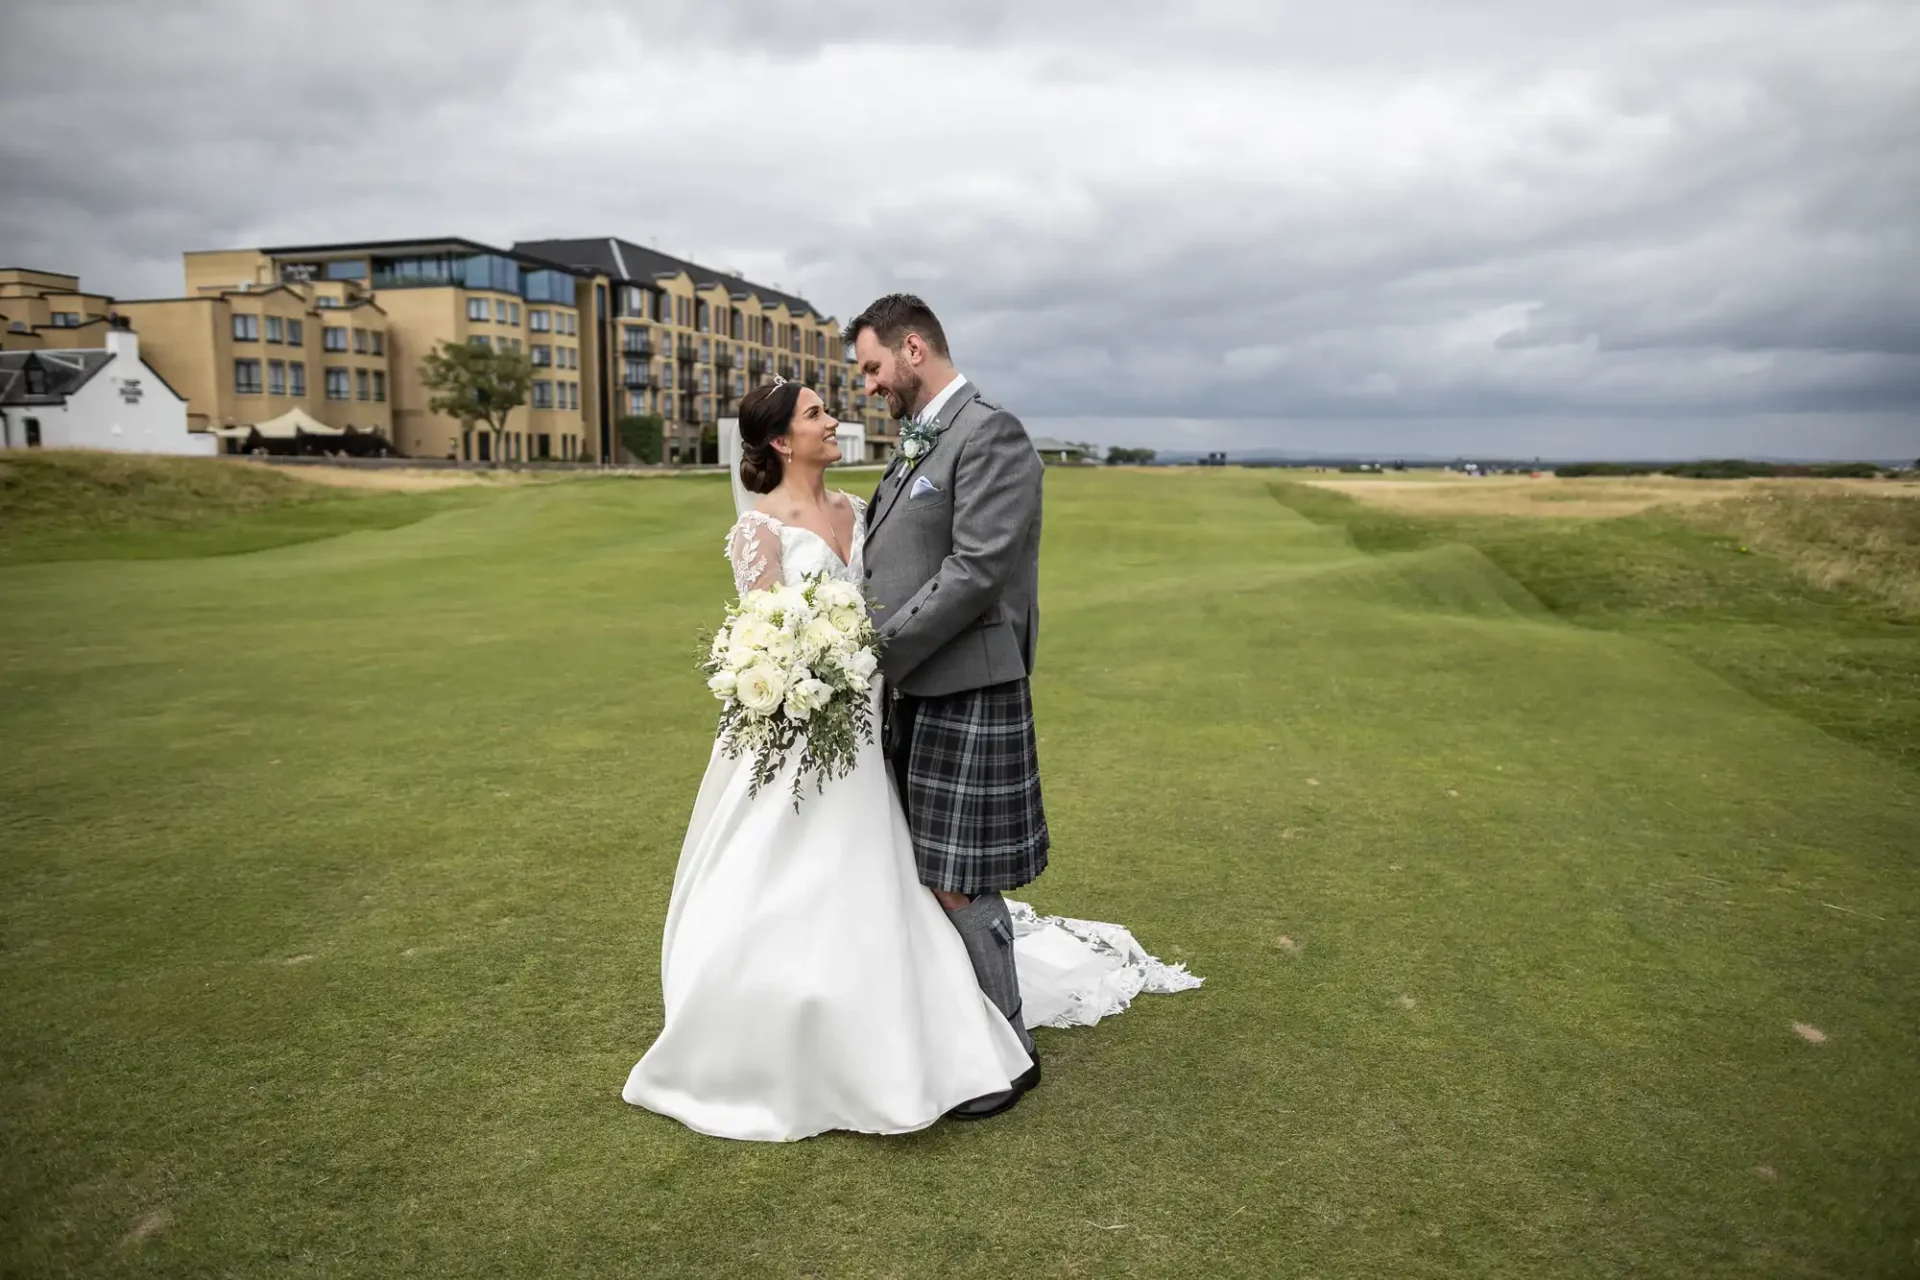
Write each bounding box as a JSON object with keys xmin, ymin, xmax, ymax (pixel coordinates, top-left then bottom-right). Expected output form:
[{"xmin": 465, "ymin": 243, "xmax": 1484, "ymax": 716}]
[
  {"xmin": 1675, "ymin": 484, "xmax": 1920, "ymax": 621},
  {"xmin": 239, "ymin": 462, "xmax": 539, "ymax": 491},
  {"xmin": 1305, "ymin": 472, "xmax": 1919, "ymax": 518}
]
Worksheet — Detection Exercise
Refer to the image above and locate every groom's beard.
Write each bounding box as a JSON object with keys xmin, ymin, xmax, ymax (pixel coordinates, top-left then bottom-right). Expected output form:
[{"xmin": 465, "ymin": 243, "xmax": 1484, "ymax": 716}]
[{"xmin": 884, "ymin": 367, "xmax": 924, "ymax": 421}]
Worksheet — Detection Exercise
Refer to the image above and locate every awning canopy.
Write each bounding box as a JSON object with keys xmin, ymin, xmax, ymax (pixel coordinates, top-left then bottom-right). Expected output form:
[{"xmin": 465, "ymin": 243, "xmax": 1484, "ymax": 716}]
[{"xmin": 250, "ymin": 407, "xmax": 345, "ymax": 439}]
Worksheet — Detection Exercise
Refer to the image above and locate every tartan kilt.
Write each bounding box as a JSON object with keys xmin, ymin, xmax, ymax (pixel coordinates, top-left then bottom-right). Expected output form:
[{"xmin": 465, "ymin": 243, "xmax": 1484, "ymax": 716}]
[{"xmin": 889, "ymin": 679, "xmax": 1050, "ymax": 895}]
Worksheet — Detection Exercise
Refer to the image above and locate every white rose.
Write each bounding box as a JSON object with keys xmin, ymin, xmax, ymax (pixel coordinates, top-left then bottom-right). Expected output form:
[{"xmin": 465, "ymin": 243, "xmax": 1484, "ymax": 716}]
[
  {"xmin": 818, "ymin": 580, "xmax": 862, "ymax": 610},
  {"xmin": 768, "ymin": 584, "xmax": 812, "ymax": 624},
  {"xmin": 800, "ymin": 617, "xmax": 840, "ymax": 661},
  {"xmin": 763, "ymin": 628, "xmax": 796, "ymax": 662},
  {"xmin": 725, "ymin": 642, "xmax": 757, "ymax": 671},
  {"xmin": 707, "ymin": 671, "xmax": 738, "ymax": 700},
  {"xmin": 734, "ymin": 663, "xmax": 788, "ymax": 715},
  {"xmin": 741, "ymin": 588, "xmax": 780, "ymax": 618},
  {"xmin": 783, "ymin": 677, "xmax": 834, "ymax": 722},
  {"xmin": 844, "ymin": 647, "xmax": 878, "ymax": 683},
  {"xmin": 827, "ymin": 602, "xmax": 864, "ymax": 635}
]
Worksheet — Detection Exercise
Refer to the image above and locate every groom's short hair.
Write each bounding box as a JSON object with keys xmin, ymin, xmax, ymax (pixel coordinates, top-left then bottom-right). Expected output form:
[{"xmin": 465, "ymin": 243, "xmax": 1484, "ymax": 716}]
[{"xmin": 843, "ymin": 294, "xmax": 950, "ymax": 359}]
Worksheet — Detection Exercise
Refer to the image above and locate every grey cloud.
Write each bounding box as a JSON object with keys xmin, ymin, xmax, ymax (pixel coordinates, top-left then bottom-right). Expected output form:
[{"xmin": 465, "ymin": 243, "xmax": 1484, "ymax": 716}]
[{"xmin": 2, "ymin": 0, "xmax": 1914, "ymax": 456}]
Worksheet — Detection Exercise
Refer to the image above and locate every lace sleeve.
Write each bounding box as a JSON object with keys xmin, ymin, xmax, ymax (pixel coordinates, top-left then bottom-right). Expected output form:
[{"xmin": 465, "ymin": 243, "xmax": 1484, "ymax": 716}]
[{"xmin": 725, "ymin": 512, "xmax": 782, "ymax": 596}]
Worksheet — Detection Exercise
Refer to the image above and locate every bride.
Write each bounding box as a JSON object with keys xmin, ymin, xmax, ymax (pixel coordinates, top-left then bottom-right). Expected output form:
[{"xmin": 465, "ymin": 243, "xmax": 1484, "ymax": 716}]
[{"xmin": 623, "ymin": 377, "xmax": 1196, "ymax": 1143}]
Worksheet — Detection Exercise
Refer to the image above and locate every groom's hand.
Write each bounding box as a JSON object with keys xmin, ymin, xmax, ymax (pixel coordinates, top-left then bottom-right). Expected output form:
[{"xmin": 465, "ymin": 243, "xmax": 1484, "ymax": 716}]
[{"xmin": 932, "ymin": 889, "xmax": 972, "ymax": 911}]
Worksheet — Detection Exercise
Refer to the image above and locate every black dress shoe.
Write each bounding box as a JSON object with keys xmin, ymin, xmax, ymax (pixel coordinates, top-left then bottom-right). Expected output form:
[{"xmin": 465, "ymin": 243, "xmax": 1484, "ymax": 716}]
[{"xmin": 947, "ymin": 1053, "xmax": 1041, "ymax": 1122}]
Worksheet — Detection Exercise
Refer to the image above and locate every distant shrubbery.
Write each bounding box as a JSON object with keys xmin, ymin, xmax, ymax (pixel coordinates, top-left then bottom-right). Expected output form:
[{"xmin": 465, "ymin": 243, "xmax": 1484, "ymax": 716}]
[
  {"xmin": 1104, "ymin": 447, "xmax": 1158, "ymax": 465},
  {"xmin": 617, "ymin": 414, "xmax": 665, "ymax": 465},
  {"xmin": 1555, "ymin": 459, "xmax": 1890, "ymax": 480}
]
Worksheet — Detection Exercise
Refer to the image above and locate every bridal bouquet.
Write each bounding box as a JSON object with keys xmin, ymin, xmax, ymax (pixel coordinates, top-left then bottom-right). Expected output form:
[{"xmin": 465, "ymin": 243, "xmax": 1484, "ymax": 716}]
[{"xmin": 702, "ymin": 572, "xmax": 880, "ymax": 805}]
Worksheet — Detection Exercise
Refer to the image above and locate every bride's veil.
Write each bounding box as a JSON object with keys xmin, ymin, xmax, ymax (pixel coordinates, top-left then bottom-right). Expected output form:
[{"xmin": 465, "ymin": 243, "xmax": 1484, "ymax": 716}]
[{"xmin": 720, "ymin": 415, "xmax": 754, "ymax": 518}]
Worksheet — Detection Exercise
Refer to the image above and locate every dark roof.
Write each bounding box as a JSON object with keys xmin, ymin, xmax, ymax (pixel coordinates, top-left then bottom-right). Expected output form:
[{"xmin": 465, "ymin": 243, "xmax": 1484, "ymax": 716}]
[
  {"xmin": 251, "ymin": 236, "xmax": 589, "ymax": 276},
  {"xmin": 514, "ymin": 237, "xmax": 832, "ymax": 320},
  {"xmin": 0, "ymin": 348, "xmax": 116, "ymax": 406}
]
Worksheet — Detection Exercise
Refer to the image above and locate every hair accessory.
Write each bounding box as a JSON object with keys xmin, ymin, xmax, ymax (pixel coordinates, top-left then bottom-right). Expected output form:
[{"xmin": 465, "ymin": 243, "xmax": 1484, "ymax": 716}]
[{"xmin": 771, "ymin": 373, "xmax": 787, "ymax": 387}]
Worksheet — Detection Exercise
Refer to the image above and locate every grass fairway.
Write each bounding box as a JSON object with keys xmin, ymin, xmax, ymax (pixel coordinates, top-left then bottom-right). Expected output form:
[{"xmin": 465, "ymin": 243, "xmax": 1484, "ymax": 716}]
[{"xmin": 2, "ymin": 464, "xmax": 1916, "ymax": 1277}]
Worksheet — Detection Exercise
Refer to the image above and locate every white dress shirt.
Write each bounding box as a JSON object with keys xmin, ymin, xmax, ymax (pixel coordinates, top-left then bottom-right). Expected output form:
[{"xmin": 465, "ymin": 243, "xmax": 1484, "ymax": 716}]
[{"xmin": 915, "ymin": 371, "xmax": 969, "ymax": 425}]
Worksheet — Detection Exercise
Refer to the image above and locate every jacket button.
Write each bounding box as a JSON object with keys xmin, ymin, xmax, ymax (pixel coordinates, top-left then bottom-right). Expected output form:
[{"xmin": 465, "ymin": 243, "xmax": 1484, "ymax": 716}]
[{"xmin": 864, "ymin": 568, "xmax": 873, "ymax": 579}]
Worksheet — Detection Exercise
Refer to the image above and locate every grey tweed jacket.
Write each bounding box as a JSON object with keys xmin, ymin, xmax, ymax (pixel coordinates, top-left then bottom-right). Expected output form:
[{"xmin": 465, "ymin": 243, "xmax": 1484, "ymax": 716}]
[{"xmin": 862, "ymin": 381, "xmax": 1043, "ymax": 698}]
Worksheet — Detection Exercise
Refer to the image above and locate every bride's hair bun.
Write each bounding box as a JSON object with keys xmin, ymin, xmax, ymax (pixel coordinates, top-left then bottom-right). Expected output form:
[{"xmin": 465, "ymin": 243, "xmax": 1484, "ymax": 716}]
[{"xmin": 737, "ymin": 381, "xmax": 801, "ymax": 494}]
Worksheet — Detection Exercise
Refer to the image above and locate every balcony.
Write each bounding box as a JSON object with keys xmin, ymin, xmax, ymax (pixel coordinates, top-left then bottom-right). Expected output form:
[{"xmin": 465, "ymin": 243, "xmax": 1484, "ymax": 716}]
[
  {"xmin": 679, "ymin": 399, "xmax": 702, "ymax": 425},
  {"xmin": 829, "ymin": 369, "xmax": 846, "ymax": 389},
  {"xmin": 624, "ymin": 367, "xmax": 653, "ymax": 388},
  {"xmin": 746, "ymin": 354, "xmax": 768, "ymax": 377},
  {"xmin": 621, "ymin": 337, "xmax": 653, "ymax": 357},
  {"xmin": 714, "ymin": 348, "xmax": 734, "ymax": 370},
  {"xmin": 675, "ymin": 338, "xmax": 698, "ymax": 363}
]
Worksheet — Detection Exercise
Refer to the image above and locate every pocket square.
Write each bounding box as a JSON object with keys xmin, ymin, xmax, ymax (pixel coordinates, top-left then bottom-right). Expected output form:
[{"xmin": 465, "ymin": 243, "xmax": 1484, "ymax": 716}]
[{"xmin": 910, "ymin": 476, "xmax": 941, "ymax": 499}]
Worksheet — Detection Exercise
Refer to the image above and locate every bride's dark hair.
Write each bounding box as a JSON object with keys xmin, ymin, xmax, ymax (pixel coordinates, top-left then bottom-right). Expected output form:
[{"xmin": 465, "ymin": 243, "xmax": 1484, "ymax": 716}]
[{"xmin": 737, "ymin": 380, "xmax": 803, "ymax": 494}]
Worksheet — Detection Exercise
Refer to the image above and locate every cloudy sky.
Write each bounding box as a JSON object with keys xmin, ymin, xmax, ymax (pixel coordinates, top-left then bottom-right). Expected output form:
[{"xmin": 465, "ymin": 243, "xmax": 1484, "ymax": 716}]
[{"xmin": 3, "ymin": 0, "xmax": 1916, "ymax": 459}]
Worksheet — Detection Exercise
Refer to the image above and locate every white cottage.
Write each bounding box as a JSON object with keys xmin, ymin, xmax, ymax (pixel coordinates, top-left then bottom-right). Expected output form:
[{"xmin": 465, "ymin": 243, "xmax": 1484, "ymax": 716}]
[{"xmin": 0, "ymin": 322, "xmax": 212, "ymax": 455}]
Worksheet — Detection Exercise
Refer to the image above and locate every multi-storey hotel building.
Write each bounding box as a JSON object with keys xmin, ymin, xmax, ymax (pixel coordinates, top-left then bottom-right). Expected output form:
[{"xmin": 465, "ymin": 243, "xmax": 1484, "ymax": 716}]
[
  {"xmin": 4, "ymin": 235, "xmax": 890, "ymax": 465},
  {"xmin": 515, "ymin": 238, "xmax": 892, "ymax": 464}
]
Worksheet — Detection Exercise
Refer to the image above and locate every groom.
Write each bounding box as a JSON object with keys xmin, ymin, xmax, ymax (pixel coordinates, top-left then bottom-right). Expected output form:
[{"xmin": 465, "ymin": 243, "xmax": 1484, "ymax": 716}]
[{"xmin": 848, "ymin": 294, "xmax": 1048, "ymax": 1121}]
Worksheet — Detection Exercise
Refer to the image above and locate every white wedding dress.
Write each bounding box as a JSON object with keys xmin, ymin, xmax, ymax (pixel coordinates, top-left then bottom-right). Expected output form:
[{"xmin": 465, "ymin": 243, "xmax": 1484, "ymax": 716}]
[{"xmin": 623, "ymin": 495, "xmax": 1200, "ymax": 1142}]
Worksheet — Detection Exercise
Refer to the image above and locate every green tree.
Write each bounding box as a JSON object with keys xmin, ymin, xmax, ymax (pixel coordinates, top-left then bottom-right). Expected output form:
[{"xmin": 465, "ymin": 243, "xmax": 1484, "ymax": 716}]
[
  {"xmin": 617, "ymin": 414, "xmax": 665, "ymax": 465},
  {"xmin": 418, "ymin": 340, "xmax": 534, "ymax": 466}
]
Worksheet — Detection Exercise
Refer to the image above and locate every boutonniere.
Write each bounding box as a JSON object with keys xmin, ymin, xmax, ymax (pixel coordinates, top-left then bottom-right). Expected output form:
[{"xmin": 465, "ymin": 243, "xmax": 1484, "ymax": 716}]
[{"xmin": 898, "ymin": 416, "xmax": 947, "ymax": 468}]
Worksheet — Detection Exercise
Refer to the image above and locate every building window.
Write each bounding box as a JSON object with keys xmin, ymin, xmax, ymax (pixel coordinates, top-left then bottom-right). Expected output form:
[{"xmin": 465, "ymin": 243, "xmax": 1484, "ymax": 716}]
[
  {"xmin": 470, "ymin": 335, "xmax": 491, "ymax": 349},
  {"xmin": 268, "ymin": 360, "xmax": 287, "ymax": 395},
  {"xmin": 234, "ymin": 358, "xmax": 263, "ymax": 394},
  {"xmin": 530, "ymin": 309, "xmax": 551, "ymax": 333},
  {"xmin": 353, "ymin": 328, "xmax": 368, "ymax": 353},
  {"xmin": 51, "ymin": 312, "xmax": 80, "ymax": 327},
  {"xmin": 373, "ymin": 371, "xmax": 386, "ymax": 402},
  {"xmin": 532, "ymin": 344, "xmax": 552, "ymax": 366},
  {"xmin": 493, "ymin": 299, "xmax": 508, "ymax": 323},
  {"xmin": 700, "ymin": 370, "xmax": 712, "ymax": 393},
  {"xmin": 323, "ymin": 326, "xmax": 347, "ymax": 351},
  {"xmin": 324, "ymin": 259, "xmax": 368, "ymax": 280},
  {"xmin": 356, "ymin": 369, "xmax": 370, "ymax": 401},
  {"xmin": 290, "ymin": 362, "xmax": 306, "ymax": 396},
  {"xmin": 287, "ymin": 320, "xmax": 304, "ymax": 346},
  {"xmin": 662, "ymin": 364, "xmax": 674, "ymax": 389},
  {"xmin": 326, "ymin": 367, "xmax": 350, "ymax": 400},
  {"xmin": 233, "ymin": 314, "xmax": 260, "ymax": 341},
  {"xmin": 508, "ymin": 302, "xmax": 520, "ymax": 325},
  {"xmin": 315, "ymin": 296, "xmax": 341, "ymax": 308},
  {"xmin": 532, "ymin": 380, "xmax": 553, "ymax": 409},
  {"xmin": 370, "ymin": 332, "xmax": 383, "ymax": 355},
  {"xmin": 265, "ymin": 315, "xmax": 284, "ymax": 343},
  {"xmin": 662, "ymin": 392, "xmax": 674, "ymax": 417},
  {"xmin": 628, "ymin": 390, "xmax": 646, "ymax": 414},
  {"xmin": 467, "ymin": 297, "xmax": 489, "ymax": 322}
]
